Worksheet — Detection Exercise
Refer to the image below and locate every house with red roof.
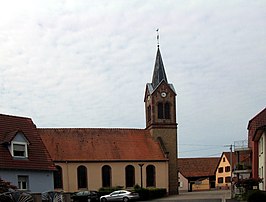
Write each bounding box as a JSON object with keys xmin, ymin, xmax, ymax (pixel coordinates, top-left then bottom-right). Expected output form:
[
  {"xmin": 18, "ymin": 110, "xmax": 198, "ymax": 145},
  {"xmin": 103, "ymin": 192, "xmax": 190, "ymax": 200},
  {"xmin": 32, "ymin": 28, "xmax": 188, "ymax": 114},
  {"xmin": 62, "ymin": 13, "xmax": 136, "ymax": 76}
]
[
  {"xmin": 178, "ymin": 157, "xmax": 220, "ymax": 191},
  {"xmin": 215, "ymin": 151, "xmax": 251, "ymax": 190},
  {"xmin": 248, "ymin": 107, "xmax": 266, "ymax": 190},
  {"xmin": 0, "ymin": 114, "xmax": 55, "ymax": 193}
]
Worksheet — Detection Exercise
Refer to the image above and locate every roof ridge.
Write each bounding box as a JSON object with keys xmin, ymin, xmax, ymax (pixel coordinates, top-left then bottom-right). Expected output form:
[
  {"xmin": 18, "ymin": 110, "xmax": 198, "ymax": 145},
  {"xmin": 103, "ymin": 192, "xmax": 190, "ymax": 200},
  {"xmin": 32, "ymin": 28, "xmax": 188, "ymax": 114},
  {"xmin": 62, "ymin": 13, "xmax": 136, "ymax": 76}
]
[
  {"xmin": 38, "ymin": 128, "xmax": 146, "ymax": 131},
  {"xmin": 0, "ymin": 113, "xmax": 32, "ymax": 120}
]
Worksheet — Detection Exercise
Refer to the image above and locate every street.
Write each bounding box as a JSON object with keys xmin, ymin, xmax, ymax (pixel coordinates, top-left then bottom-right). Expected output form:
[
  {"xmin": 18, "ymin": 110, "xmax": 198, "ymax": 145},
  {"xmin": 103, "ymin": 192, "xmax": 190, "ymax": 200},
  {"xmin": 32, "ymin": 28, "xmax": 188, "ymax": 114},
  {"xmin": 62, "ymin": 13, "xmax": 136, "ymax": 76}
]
[{"xmin": 150, "ymin": 190, "xmax": 237, "ymax": 202}]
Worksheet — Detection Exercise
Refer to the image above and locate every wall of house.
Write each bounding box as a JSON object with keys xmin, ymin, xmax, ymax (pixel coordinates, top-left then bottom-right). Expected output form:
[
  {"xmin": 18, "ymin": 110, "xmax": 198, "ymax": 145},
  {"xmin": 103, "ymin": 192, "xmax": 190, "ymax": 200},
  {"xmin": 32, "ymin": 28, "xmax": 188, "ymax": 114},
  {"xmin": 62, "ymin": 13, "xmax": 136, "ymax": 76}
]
[
  {"xmin": 258, "ymin": 132, "xmax": 266, "ymax": 190},
  {"xmin": 216, "ymin": 154, "xmax": 231, "ymax": 189},
  {"xmin": 192, "ymin": 178, "xmax": 210, "ymax": 191},
  {"xmin": 56, "ymin": 161, "xmax": 168, "ymax": 193},
  {"xmin": 178, "ymin": 172, "xmax": 188, "ymax": 192},
  {"xmin": 0, "ymin": 169, "xmax": 54, "ymax": 193}
]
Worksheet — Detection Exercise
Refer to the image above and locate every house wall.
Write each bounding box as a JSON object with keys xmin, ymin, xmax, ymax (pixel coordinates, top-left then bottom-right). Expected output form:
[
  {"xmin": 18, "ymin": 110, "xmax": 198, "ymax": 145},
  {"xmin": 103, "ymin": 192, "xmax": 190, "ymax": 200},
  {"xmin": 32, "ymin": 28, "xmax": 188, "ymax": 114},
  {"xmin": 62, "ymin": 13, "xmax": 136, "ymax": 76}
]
[
  {"xmin": 0, "ymin": 169, "xmax": 53, "ymax": 193},
  {"xmin": 216, "ymin": 154, "xmax": 231, "ymax": 189},
  {"xmin": 258, "ymin": 132, "xmax": 266, "ymax": 190},
  {"xmin": 56, "ymin": 161, "xmax": 169, "ymax": 193},
  {"xmin": 192, "ymin": 178, "xmax": 210, "ymax": 191},
  {"xmin": 178, "ymin": 172, "xmax": 188, "ymax": 192}
]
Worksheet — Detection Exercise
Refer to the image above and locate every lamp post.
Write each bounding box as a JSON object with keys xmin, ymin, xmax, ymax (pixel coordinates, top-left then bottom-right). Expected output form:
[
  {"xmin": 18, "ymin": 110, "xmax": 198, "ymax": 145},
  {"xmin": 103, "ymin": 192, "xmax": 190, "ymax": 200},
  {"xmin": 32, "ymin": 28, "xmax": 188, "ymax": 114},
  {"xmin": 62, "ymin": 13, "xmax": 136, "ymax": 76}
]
[{"xmin": 138, "ymin": 163, "xmax": 144, "ymax": 188}]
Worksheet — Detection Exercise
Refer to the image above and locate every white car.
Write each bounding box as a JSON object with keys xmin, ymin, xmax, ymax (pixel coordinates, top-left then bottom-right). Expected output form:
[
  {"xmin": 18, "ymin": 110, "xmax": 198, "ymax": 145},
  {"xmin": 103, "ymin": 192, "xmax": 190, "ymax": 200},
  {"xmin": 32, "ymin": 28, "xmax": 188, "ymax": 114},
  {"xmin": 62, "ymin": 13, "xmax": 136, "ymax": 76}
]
[{"xmin": 100, "ymin": 190, "xmax": 139, "ymax": 202}]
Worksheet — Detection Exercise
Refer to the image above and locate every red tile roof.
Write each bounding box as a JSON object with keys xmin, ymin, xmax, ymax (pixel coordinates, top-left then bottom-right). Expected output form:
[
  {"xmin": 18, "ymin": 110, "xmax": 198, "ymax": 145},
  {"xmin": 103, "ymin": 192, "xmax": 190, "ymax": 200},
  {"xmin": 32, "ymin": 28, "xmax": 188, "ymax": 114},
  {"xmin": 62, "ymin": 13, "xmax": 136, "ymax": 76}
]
[
  {"xmin": 38, "ymin": 128, "xmax": 167, "ymax": 162},
  {"xmin": 177, "ymin": 157, "xmax": 220, "ymax": 178},
  {"xmin": 248, "ymin": 107, "xmax": 266, "ymax": 142},
  {"xmin": 0, "ymin": 114, "xmax": 55, "ymax": 171},
  {"xmin": 223, "ymin": 151, "xmax": 251, "ymax": 167}
]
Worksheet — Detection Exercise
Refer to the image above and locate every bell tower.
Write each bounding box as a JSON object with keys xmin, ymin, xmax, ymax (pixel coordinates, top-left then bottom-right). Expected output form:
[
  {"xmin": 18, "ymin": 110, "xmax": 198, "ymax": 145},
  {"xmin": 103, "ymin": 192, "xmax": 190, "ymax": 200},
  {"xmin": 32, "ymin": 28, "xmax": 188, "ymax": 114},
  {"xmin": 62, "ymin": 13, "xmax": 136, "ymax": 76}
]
[{"xmin": 144, "ymin": 46, "xmax": 178, "ymax": 194}]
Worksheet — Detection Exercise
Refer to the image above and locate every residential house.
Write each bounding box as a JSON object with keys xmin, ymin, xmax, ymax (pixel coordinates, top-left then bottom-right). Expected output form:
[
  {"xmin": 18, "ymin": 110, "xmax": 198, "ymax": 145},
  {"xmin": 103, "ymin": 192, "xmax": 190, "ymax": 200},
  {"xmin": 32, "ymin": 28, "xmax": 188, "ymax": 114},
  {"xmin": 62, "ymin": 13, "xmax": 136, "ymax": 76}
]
[
  {"xmin": 0, "ymin": 114, "xmax": 55, "ymax": 193},
  {"xmin": 178, "ymin": 157, "xmax": 220, "ymax": 191},
  {"xmin": 215, "ymin": 151, "xmax": 251, "ymax": 189},
  {"xmin": 248, "ymin": 107, "xmax": 266, "ymax": 190},
  {"xmin": 178, "ymin": 171, "xmax": 188, "ymax": 192}
]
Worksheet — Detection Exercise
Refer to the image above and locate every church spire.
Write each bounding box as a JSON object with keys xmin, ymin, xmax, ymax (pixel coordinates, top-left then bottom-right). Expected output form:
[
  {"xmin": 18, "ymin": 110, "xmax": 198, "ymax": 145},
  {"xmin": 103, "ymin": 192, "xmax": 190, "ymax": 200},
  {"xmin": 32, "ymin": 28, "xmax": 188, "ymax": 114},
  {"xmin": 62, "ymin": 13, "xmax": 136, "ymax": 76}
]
[{"xmin": 151, "ymin": 47, "xmax": 168, "ymax": 89}]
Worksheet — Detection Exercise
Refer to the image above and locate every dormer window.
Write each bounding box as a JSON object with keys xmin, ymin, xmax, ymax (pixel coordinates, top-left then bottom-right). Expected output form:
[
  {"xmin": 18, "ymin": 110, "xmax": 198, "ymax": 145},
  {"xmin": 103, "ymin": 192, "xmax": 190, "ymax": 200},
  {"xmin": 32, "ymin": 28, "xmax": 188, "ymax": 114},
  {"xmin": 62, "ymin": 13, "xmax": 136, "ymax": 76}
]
[
  {"xmin": 7, "ymin": 132, "xmax": 29, "ymax": 159},
  {"xmin": 12, "ymin": 142, "xmax": 28, "ymax": 158}
]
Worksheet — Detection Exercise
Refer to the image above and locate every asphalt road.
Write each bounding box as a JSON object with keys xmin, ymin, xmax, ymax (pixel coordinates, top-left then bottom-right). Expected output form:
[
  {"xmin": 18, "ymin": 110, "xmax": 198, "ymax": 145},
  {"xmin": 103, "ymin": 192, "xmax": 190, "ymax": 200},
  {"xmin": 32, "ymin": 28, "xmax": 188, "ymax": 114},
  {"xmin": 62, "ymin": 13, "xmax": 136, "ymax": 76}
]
[{"xmin": 150, "ymin": 190, "xmax": 237, "ymax": 202}]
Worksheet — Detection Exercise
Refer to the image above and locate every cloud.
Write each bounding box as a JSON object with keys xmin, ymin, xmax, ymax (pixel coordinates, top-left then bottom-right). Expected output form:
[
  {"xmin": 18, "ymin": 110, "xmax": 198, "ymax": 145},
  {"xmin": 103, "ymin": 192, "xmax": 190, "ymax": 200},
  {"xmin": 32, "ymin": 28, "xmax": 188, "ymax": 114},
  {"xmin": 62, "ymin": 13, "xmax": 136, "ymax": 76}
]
[{"xmin": 0, "ymin": 0, "xmax": 265, "ymax": 157}]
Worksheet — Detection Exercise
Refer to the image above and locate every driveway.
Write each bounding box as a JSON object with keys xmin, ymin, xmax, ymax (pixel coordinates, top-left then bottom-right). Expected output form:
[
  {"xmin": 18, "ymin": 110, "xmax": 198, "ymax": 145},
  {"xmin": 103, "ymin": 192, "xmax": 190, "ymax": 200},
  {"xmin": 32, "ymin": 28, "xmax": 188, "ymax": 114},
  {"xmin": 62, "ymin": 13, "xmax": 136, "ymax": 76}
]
[{"xmin": 152, "ymin": 190, "xmax": 235, "ymax": 202}]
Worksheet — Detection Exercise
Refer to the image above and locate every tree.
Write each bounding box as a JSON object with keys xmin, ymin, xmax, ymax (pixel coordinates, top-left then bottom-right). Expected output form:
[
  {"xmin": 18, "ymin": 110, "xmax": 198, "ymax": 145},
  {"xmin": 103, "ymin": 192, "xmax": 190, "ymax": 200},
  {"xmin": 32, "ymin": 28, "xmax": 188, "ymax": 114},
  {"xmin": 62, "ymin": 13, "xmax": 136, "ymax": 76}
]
[{"xmin": 0, "ymin": 177, "xmax": 17, "ymax": 193}]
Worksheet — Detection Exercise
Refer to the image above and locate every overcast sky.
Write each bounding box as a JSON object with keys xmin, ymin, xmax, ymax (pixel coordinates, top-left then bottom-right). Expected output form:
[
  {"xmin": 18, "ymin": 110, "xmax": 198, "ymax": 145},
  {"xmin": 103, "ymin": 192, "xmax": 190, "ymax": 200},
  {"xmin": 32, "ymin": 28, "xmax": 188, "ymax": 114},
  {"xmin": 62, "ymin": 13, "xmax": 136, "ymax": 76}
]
[{"xmin": 0, "ymin": 0, "xmax": 265, "ymax": 158}]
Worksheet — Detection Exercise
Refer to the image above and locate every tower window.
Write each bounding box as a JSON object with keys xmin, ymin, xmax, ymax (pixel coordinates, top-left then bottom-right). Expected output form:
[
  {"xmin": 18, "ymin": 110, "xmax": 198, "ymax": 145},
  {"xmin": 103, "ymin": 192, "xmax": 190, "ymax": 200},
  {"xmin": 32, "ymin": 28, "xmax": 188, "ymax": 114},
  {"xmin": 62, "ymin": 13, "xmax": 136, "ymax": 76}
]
[
  {"xmin": 158, "ymin": 103, "xmax": 164, "ymax": 119},
  {"xmin": 165, "ymin": 103, "xmax": 170, "ymax": 119},
  {"xmin": 147, "ymin": 106, "xmax": 151, "ymax": 121},
  {"xmin": 157, "ymin": 102, "xmax": 171, "ymax": 119}
]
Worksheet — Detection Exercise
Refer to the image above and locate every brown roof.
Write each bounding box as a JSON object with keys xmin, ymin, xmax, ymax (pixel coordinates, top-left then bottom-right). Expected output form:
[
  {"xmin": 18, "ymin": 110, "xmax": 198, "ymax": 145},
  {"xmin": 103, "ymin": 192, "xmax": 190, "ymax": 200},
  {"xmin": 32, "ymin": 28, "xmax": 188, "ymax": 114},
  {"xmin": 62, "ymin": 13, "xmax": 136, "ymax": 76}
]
[
  {"xmin": 0, "ymin": 114, "xmax": 55, "ymax": 171},
  {"xmin": 223, "ymin": 151, "xmax": 251, "ymax": 167},
  {"xmin": 38, "ymin": 128, "xmax": 167, "ymax": 162},
  {"xmin": 248, "ymin": 108, "xmax": 266, "ymax": 143},
  {"xmin": 178, "ymin": 157, "xmax": 220, "ymax": 178}
]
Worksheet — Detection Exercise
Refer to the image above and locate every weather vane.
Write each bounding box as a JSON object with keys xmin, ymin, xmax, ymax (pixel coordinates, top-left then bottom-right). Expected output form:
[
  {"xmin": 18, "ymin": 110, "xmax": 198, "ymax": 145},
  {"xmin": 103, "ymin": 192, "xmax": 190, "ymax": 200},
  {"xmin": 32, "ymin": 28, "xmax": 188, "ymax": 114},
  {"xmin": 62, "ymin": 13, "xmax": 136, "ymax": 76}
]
[{"xmin": 156, "ymin": 28, "xmax": 160, "ymax": 47}]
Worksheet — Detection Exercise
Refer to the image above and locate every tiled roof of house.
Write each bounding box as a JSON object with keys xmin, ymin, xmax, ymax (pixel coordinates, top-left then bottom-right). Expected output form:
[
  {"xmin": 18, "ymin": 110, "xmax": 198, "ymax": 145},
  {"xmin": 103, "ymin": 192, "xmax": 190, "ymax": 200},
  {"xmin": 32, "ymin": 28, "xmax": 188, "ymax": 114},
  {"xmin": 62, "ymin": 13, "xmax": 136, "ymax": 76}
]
[
  {"xmin": 38, "ymin": 128, "xmax": 167, "ymax": 162},
  {"xmin": 223, "ymin": 151, "xmax": 251, "ymax": 167},
  {"xmin": 0, "ymin": 114, "xmax": 55, "ymax": 171},
  {"xmin": 248, "ymin": 107, "xmax": 266, "ymax": 142},
  {"xmin": 177, "ymin": 157, "xmax": 220, "ymax": 178}
]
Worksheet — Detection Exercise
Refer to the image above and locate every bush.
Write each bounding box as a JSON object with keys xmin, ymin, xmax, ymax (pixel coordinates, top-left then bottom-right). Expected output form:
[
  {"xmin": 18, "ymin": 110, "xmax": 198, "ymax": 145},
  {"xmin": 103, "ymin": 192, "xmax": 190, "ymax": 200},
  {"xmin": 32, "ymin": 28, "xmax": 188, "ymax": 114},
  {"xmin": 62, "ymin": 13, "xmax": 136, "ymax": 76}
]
[
  {"xmin": 247, "ymin": 190, "xmax": 266, "ymax": 202},
  {"xmin": 98, "ymin": 186, "xmax": 124, "ymax": 196},
  {"xmin": 134, "ymin": 187, "xmax": 167, "ymax": 200}
]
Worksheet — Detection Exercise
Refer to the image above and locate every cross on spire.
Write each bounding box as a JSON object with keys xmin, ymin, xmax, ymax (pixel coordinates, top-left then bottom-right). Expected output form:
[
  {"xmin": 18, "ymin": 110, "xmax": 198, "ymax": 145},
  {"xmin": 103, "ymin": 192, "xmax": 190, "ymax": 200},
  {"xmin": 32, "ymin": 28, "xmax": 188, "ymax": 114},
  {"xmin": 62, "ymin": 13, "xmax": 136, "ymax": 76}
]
[{"xmin": 156, "ymin": 28, "xmax": 160, "ymax": 47}]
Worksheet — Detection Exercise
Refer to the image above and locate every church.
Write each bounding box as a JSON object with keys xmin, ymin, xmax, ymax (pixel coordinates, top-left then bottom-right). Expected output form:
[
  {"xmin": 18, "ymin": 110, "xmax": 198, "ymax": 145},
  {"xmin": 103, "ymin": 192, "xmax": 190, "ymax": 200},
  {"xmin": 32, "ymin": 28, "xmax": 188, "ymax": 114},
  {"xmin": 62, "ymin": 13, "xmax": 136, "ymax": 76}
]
[
  {"xmin": 39, "ymin": 46, "xmax": 178, "ymax": 194},
  {"xmin": 0, "ymin": 46, "xmax": 178, "ymax": 195}
]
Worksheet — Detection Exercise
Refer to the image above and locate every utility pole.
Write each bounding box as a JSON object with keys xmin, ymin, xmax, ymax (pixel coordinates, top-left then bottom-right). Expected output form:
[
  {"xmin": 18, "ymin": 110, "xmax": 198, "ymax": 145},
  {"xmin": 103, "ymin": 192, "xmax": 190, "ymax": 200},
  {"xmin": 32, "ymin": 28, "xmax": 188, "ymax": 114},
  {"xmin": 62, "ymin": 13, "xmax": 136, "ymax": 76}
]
[{"xmin": 225, "ymin": 144, "xmax": 233, "ymax": 199}]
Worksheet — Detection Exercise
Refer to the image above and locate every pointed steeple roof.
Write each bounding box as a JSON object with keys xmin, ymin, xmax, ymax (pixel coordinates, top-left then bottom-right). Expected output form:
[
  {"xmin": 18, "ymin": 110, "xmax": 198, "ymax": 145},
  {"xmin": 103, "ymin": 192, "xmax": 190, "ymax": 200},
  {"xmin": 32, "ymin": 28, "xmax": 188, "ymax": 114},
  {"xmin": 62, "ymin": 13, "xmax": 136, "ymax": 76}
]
[{"xmin": 152, "ymin": 47, "xmax": 168, "ymax": 89}]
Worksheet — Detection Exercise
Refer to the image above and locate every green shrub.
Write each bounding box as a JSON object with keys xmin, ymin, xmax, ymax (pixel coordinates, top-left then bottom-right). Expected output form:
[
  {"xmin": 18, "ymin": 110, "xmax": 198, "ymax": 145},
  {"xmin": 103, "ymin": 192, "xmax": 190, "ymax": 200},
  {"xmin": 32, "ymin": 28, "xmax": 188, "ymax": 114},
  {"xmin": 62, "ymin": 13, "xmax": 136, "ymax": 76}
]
[
  {"xmin": 98, "ymin": 186, "xmax": 124, "ymax": 196},
  {"xmin": 134, "ymin": 187, "xmax": 167, "ymax": 200}
]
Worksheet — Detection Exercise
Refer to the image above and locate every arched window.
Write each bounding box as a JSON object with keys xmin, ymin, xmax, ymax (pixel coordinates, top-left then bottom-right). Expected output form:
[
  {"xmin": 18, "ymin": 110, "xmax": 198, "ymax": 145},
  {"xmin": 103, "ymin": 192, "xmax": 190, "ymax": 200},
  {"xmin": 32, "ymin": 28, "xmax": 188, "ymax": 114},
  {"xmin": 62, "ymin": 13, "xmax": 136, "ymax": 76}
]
[
  {"xmin": 165, "ymin": 102, "xmax": 170, "ymax": 119},
  {"xmin": 102, "ymin": 165, "xmax": 112, "ymax": 187},
  {"xmin": 146, "ymin": 165, "xmax": 156, "ymax": 187},
  {"xmin": 158, "ymin": 102, "xmax": 164, "ymax": 119},
  {"xmin": 54, "ymin": 165, "xmax": 63, "ymax": 189},
  {"xmin": 147, "ymin": 106, "xmax": 151, "ymax": 121},
  {"xmin": 125, "ymin": 165, "xmax": 135, "ymax": 187},
  {"xmin": 157, "ymin": 102, "xmax": 171, "ymax": 119},
  {"xmin": 77, "ymin": 165, "xmax": 87, "ymax": 189}
]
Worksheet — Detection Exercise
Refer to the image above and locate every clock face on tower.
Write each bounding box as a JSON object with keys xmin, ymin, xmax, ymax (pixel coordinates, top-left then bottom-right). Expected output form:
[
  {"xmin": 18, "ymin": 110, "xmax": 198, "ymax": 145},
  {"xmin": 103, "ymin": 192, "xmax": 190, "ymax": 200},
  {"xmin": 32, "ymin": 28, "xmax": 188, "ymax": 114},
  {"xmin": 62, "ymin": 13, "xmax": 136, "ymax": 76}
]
[{"xmin": 161, "ymin": 92, "xmax": 167, "ymax": 98}]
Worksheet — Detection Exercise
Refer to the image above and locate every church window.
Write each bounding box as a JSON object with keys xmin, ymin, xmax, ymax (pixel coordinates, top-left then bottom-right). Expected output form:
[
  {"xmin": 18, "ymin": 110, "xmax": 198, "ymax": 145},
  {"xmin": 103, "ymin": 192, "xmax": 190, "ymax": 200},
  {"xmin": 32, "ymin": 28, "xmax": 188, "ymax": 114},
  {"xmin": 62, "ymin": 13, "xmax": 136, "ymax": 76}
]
[
  {"xmin": 165, "ymin": 102, "xmax": 170, "ymax": 119},
  {"xmin": 54, "ymin": 165, "xmax": 63, "ymax": 189},
  {"xmin": 158, "ymin": 103, "xmax": 164, "ymax": 119},
  {"xmin": 102, "ymin": 165, "xmax": 112, "ymax": 187},
  {"xmin": 157, "ymin": 102, "xmax": 171, "ymax": 119},
  {"xmin": 147, "ymin": 106, "xmax": 151, "ymax": 121},
  {"xmin": 125, "ymin": 165, "xmax": 135, "ymax": 187},
  {"xmin": 77, "ymin": 165, "xmax": 87, "ymax": 189},
  {"xmin": 146, "ymin": 165, "xmax": 156, "ymax": 187}
]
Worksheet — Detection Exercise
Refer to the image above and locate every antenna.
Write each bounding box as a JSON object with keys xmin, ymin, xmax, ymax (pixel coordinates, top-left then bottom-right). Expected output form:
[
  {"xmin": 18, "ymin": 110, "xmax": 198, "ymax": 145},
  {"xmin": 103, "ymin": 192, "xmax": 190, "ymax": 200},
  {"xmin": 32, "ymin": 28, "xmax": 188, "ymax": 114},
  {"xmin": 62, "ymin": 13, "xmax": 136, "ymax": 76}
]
[{"xmin": 156, "ymin": 28, "xmax": 160, "ymax": 47}]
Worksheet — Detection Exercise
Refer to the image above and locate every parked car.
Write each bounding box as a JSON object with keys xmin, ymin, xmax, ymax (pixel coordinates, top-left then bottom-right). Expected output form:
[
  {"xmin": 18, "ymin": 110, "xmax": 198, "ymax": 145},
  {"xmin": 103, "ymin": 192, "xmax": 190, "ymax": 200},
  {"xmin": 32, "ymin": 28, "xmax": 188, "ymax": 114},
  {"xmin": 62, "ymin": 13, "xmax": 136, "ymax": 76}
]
[
  {"xmin": 100, "ymin": 190, "xmax": 139, "ymax": 202},
  {"xmin": 71, "ymin": 191, "xmax": 99, "ymax": 202}
]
